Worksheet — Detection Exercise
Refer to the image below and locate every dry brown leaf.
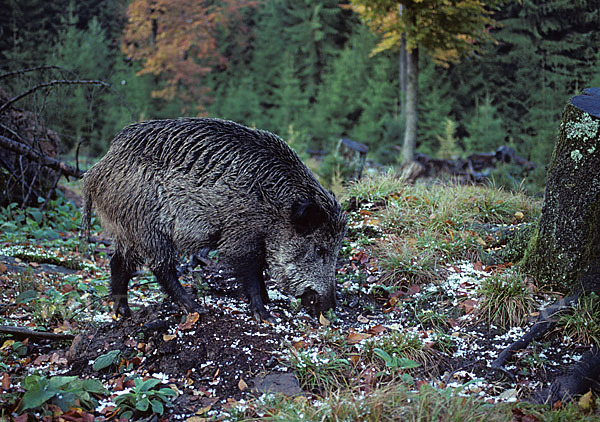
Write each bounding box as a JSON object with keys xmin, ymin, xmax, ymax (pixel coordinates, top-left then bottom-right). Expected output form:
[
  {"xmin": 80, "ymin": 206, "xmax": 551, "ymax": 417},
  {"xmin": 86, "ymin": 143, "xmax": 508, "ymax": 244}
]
[
  {"xmin": 357, "ymin": 315, "xmax": 369, "ymax": 324},
  {"xmin": 346, "ymin": 332, "xmax": 371, "ymax": 344},
  {"xmin": 293, "ymin": 340, "xmax": 306, "ymax": 350},
  {"xmin": 349, "ymin": 355, "xmax": 360, "ymax": 365},
  {"xmin": 179, "ymin": 312, "xmax": 200, "ymax": 330},
  {"xmin": 460, "ymin": 299, "xmax": 477, "ymax": 314},
  {"xmin": 367, "ymin": 325, "xmax": 387, "ymax": 335},
  {"xmin": 163, "ymin": 334, "xmax": 177, "ymax": 341},
  {"xmin": 238, "ymin": 378, "xmax": 248, "ymax": 391},
  {"xmin": 319, "ymin": 313, "xmax": 330, "ymax": 327},
  {"xmin": 1, "ymin": 372, "xmax": 10, "ymax": 389},
  {"xmin": 0, "ymin": 263, "xmax": 7, "ymax": 273}
]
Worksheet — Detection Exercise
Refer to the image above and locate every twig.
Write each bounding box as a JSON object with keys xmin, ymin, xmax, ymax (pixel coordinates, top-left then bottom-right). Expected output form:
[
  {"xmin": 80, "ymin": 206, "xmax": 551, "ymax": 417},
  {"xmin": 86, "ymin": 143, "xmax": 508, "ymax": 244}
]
[
  {"xmin": 0, "ymin": 79, "xmax": 111, "ymax": 114},
  {"xmin": 0, "ymin": 134, "xmax": 84, "ymax": 179},
  {"xmin": 0, "ymin": 65, "xmax": 76, "ymax": 81},
  {"xmin": 0, "ymin": 325, "xmax": 74, "ymax": 341}
]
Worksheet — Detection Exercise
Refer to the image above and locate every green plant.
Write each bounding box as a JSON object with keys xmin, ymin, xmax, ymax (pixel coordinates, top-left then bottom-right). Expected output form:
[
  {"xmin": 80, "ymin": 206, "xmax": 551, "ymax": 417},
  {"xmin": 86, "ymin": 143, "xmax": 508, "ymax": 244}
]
[
  {"xmin": 286, "ymin": 347, "xmax": 351, "ymax": 392},
  {"xmin": 556, "ymin": 292, "xmax": 600, "ymax": 346},
  {"xmin": 416, "ymin": 309, "xmax": 449, "ymax": 330},
  {"xmin": 373, "ymin": 348, "xmax": 420, "ymax": 385},
  {"xmin": 93, "ymin": 349, "xmax": 122, "ymax": 371},
  {"xmin": 477, "ymin": 269, "xmax": 536, "ymax": 328},
  {"xmin": 363, "ymin": 330, "xmax": 437, "ymax": 374},
  {"xmin": 19, "ymin": 374, "xmax": 107, "ymax": 414},
  {"xmin": 114, "ymin": 377, "xmax": 177, "ymax": 419}
]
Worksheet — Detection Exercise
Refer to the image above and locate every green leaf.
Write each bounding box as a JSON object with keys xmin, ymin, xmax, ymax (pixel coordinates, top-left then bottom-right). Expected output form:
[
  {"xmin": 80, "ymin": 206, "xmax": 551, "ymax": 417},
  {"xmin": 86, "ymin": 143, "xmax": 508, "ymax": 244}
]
[
  {"xmin": 92, "ymin": 349, "xmax": 121, "ymax": 371},
  {"xmin": 16, "ymin": 289, "xmax": 38, "ymax": 303},
  {"xmin": 53, "ymin": 391, "xmax": 77, "ymax": 411},
  {"xmin": 158, "ymin": 387, "xmax": 177, "ymax": 397},
  {"xmin": 396, "ymin": 358, "xmax": 421, "ymax": 369},
  {"xmin": 138, "ymin": 378, "xmax": 161, "ymax": 392},
  {"xmin": 136, "ymin": 397, "xmax": 150, "ymax": 412},
  {"xmin": 28, "ymin": 209, "xmax": 43, "ymax": 224},
  {"xmin": 151, "ymin": 398, "xmax": 164, "ymax": 414},
  {"xmin": 20, "ymin": 377, "xmax": 56, "ymax": 411},
  {"xmin": 79, "ymin": 378, "xmax": 108, "ymax": 395}
]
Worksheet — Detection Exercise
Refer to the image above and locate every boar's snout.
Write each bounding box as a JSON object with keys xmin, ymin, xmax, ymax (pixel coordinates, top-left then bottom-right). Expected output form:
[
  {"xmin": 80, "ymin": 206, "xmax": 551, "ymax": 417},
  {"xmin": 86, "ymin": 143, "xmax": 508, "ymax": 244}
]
[{"xmin": 300, "ymin": 285, "xmax": 336, "ymax": 317}]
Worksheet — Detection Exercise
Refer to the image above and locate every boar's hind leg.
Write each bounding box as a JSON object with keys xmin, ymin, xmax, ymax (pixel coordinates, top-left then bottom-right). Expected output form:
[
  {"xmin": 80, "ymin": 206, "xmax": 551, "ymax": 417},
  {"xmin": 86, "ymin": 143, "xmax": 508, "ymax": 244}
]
[
  {"xmin": 110, "ymin": 251, "xmax": 137, "ymax": 318},
  {"xmin": 152, "ymin": 260, "xmax": 203, "ymax": 314}
]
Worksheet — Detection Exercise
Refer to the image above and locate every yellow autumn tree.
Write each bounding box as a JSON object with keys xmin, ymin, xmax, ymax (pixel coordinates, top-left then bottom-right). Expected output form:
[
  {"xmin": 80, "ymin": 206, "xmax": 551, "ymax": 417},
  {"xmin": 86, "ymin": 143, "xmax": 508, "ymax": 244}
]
[
  {"xmin": 350, "ymin": 0, "xmax": 504, "ymax": 163},
  {"xmin": 122, "ymin": 0, "xmax": 256, "ymax": 111}
]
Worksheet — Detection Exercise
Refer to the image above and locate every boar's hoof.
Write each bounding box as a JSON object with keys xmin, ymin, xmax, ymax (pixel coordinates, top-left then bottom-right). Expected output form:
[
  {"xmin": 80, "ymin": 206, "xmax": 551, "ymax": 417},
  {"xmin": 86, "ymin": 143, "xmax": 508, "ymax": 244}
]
[
  {"xmin": 114, "ymin": 300, "xmax": 132, "ymax": 319},
  {"xmin": 251, "ymin": 306, "xmax": 275, "ymax": 324}
]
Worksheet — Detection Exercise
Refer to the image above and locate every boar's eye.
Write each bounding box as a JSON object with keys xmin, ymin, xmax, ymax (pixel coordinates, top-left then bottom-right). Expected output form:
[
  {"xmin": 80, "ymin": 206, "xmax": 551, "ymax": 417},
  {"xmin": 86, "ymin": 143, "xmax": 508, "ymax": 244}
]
[
  {"xmin": 291, "ymin": 197, "xmax": 327, "ymax": 234},
  {"xmin": 316, "ymin": 246, "xmax": 328, "ymax": 258}
]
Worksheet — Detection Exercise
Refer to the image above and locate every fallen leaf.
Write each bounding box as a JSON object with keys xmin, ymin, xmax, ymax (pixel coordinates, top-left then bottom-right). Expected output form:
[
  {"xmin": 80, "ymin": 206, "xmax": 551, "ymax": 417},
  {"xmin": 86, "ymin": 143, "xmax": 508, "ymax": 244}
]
[
  {"xmin": 0, "ymin": 263, "xmax": 6, "ymax": 273},
  {"xmin": 367, "ymin": 325, "xmax": 387, "ymax": 335},
  {"xmin": 579, "ymin": 390, "xmax": 594, "ymax": 411},
  {"xmin": 293, "ymin": 340, "xmax": 306, "ymax": 350},
  {"xmin": 359, "ymin": 210, "xmax": 372, "ymax": 216},
  {"xmin": 238, "ymin": 378, "xmax": 248, "ymax": 391},
  {"xmin": 29, "ymin": 262, "xmax": 40, "ymax": 268},
  {"xmin": 179, "ymin": 312, "xmax": 200, "ymax": 330},
  {"xmin": 349, "ymin": 355, "xmax": 359, "ymax": 365},
  {"xmin": 346, "ymin": 332, "xmax": 371, "ymax": 344},
  {"xmin": 196, "ymin": 405, "xmax": 212, "ymax": 415},
  {"xmin": 163, "ymin": 334, "xmax": 177, "ymax": 341},
  {"xmin": 460, "ymin": 299, "xmax": 477, "ymax": 314},
  {"xmin": 186, "ymin": 416, "xmax": 206, "ymax": 422},
  {"xmin": 357, "ymin": 315, "xmax": 369, "ymax": 324},
  {"xmin": 473, "ymin": 261, "xmax": 484, "ymax": 272},
  {"xmin": 514, "ymin": 211, "xmax": 524, "ymax": 220},
  {"xmin": 319, "ymin": 313, "xmax": 330, "ymax": 327},
  {"xmin": 1, "ymin": 372, "xmax": 10, "ymax": 390},
  {"xmin": 552, "ymin": 400, "xmax": 562, "ymax": 410}
]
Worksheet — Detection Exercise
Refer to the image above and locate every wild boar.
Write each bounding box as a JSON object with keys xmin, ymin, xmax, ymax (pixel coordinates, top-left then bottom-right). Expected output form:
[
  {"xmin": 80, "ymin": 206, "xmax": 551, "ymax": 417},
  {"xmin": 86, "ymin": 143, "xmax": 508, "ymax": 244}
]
[{"xmin": 82, "ymin": 118, "xmax": 346, "ymax": 320}]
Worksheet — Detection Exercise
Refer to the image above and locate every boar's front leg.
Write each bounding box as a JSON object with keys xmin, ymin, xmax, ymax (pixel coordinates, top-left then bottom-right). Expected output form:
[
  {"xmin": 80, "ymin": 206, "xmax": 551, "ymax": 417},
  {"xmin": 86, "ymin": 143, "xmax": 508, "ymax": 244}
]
[
  {"xmin": 152, "ymin": 260, "xmax": 204, "ymax": 315},
  {"xmin": 237, "ymin": 260, "xmax": 272, "ymax": 322}
]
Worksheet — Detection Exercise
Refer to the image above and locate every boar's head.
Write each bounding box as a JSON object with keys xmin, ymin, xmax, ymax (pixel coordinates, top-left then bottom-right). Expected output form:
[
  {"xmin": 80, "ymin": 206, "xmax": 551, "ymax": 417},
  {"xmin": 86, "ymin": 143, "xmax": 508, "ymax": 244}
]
[{"xmin": 266, "ymin": 196, "xmax": 346, "ymax": 317}]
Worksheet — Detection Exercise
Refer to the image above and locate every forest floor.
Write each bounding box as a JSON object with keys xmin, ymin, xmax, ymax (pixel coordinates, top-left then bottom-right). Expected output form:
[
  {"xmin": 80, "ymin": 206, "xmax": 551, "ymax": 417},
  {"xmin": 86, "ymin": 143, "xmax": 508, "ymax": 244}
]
[{"xmin": 1, "ymin": 175, "xmax": 599, "ymax": 421}]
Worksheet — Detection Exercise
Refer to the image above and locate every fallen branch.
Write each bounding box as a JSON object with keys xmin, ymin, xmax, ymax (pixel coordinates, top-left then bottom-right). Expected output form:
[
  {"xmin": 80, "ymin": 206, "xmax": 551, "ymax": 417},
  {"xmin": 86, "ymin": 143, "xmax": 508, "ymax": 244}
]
[
  {"xmin": 0, "ymin": 325, "xmax": 74, "ymax": 341},
  {"xmin": 0, "ymin": 134, "xmax": 84, "ymax": 179},
  {"xmin": 0, "ymin": 79, "xmax": 111, "ymax": 114}
]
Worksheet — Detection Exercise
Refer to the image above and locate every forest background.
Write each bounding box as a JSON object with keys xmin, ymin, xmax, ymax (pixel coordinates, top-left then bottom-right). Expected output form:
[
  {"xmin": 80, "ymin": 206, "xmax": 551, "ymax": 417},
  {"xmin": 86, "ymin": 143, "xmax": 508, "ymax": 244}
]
[{"xmin": 1, "ymin": 0, "xmax": 599, "ymax": 193}]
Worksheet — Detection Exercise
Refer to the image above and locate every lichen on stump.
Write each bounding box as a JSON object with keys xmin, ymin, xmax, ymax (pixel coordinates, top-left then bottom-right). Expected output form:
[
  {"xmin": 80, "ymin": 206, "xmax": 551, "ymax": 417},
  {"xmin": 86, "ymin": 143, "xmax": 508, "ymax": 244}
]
[{"xmin": 522, "ymin": 88, "xmax": 600, "ymax": 292}]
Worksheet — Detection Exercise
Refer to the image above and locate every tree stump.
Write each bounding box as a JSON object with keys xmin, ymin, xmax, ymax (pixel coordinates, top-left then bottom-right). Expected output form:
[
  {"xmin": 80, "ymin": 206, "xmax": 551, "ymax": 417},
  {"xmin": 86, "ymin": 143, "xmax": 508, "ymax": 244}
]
[{"xmin": 522, "ymin": 88, "xmax": 600, "ymax": 292}]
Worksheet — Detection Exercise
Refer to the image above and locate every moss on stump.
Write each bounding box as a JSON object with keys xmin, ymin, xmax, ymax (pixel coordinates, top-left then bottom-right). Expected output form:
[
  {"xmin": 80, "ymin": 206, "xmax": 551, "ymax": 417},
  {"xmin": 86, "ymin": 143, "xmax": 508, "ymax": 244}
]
[{"xmin": 522, "ymin": 88, "xmax": 600, "ymax": 292}]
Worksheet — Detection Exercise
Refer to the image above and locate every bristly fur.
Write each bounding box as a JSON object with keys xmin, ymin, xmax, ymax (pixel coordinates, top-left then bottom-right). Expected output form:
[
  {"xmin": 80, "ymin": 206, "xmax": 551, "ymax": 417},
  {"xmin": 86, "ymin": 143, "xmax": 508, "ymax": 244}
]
[{"xmin": 83, "ymin": 118, "xmax": 346, "ymax": 317}]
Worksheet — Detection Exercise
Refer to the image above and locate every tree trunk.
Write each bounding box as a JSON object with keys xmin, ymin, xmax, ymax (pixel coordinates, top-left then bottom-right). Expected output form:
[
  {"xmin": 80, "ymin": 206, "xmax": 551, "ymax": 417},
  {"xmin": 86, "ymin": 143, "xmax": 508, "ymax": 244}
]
[
  {"xmin": 399, "ymin": 35, "xmax": 407, "ymax": 121},
  {"xmin": 401, "ymin": 46, "xmax": 418, "ymax": 164},
  {"xmin": 522, "ymin": 88, "xmax": 600, "ymax": 292}
]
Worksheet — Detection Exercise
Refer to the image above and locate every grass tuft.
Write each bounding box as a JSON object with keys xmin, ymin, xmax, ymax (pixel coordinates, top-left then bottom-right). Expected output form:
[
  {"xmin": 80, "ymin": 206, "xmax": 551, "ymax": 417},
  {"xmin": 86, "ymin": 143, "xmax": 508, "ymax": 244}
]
[
  {"xmin": 476, "ymin": 269, "xmax": 537, "ymax": 328},
  {"xmin": 556, "ymin": 292, "xmax": 600, "ymax": 347}
]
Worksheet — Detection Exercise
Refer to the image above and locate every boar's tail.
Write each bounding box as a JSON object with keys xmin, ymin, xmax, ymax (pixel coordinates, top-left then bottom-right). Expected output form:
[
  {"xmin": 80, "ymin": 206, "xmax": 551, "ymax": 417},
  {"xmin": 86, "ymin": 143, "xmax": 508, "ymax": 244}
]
[{"xmin": 81, "ymin": 191, "xmax": 93, "ymax": 242}]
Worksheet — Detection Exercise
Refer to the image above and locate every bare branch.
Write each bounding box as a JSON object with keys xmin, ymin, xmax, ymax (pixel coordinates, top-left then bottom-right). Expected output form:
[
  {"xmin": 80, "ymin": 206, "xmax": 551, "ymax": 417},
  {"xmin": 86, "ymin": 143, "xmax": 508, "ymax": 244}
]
[
  {"xmin": 0, "ymin": 79, "xmax": 111, "ymax": 114},
  {"xmin": 0, "ymin": 134, "xmax": 84, "ymax": 179},
  {"xmin": 0, "ymin": 65, "xmax": 77, "ymax": 81}
]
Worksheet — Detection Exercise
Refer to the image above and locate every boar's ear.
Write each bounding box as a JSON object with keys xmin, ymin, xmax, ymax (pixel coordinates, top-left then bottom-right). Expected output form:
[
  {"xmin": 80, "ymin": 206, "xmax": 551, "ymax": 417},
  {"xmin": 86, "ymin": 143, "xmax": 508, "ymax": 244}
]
[{"xmin": 291, "ymin": 197, "xmax": 327, "ymax": 234}]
